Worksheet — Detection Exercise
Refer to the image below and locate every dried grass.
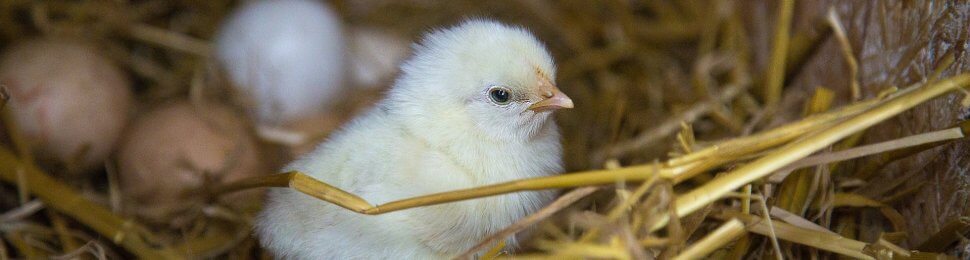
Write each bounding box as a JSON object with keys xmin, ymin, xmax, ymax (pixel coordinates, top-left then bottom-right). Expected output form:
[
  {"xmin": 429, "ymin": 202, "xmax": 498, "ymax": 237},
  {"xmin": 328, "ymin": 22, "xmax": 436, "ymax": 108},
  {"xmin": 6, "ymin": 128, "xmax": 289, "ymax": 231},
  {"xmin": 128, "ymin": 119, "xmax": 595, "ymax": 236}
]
[{"xmin": 0, "ymin": 0, "xmax": 968, "ymax": 259}]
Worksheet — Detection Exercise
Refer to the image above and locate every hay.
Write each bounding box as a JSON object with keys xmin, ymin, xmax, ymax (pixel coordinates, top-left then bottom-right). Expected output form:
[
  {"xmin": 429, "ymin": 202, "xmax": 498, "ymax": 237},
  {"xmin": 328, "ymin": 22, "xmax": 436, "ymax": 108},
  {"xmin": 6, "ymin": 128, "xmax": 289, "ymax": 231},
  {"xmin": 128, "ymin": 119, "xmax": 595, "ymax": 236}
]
[{"xmin": 1, "ymin": 0, "xmax": 969, "ymax": 259}]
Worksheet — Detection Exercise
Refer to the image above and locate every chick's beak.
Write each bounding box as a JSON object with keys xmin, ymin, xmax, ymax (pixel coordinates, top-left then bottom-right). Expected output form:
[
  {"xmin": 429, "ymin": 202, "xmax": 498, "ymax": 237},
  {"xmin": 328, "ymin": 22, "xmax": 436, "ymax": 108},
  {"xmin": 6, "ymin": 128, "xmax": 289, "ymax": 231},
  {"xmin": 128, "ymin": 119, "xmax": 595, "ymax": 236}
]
[{"xmin": 528, "ymin": 78, "xmax": 574, "ymax": 112}]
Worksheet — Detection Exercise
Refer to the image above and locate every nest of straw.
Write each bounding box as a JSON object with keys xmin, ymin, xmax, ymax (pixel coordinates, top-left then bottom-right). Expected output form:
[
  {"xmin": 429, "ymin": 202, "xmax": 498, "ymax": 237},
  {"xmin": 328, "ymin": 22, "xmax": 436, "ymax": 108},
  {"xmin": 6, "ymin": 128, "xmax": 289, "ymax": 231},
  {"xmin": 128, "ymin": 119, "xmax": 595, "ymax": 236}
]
[{"xmin": 1, "ymin": 0, "xmax": 969, "ymax": 259}]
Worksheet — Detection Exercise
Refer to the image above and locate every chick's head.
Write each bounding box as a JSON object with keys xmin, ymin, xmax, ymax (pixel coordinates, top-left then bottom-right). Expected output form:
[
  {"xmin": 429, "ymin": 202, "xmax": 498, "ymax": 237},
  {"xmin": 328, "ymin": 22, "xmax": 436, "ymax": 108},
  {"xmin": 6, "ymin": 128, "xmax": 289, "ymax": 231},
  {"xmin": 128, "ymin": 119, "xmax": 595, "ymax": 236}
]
[{"xmin": 388, "ymin": 20, "xmax": 573, "ymax": 142}]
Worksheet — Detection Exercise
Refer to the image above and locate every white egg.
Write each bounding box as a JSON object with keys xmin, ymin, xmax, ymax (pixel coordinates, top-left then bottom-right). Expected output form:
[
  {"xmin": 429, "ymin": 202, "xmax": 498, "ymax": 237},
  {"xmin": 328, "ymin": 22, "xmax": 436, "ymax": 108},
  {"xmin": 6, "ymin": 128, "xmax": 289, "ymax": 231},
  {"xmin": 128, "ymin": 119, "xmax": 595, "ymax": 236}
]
[{"xmin": 215, "ymin": 0, "xmax": 345, "ymax": 125}]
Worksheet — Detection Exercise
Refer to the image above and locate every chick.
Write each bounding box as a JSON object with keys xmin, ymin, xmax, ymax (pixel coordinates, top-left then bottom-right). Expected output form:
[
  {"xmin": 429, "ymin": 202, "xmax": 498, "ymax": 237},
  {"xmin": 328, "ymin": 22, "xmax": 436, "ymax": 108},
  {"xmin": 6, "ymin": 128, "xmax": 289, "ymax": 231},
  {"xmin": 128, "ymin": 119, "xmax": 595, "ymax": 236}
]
[{"xmin": 256, "ymin": 20, "xmax": 574, "ymax": 259}]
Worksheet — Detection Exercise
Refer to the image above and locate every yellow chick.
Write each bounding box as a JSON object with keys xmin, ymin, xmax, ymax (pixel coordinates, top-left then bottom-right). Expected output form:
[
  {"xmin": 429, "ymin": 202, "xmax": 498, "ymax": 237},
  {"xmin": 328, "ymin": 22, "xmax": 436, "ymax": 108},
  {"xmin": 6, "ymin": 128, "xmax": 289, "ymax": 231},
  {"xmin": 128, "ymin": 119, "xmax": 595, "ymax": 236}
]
[{"xmin": 256, "ymin": 19, "xmax": 573, "ymax": 259}]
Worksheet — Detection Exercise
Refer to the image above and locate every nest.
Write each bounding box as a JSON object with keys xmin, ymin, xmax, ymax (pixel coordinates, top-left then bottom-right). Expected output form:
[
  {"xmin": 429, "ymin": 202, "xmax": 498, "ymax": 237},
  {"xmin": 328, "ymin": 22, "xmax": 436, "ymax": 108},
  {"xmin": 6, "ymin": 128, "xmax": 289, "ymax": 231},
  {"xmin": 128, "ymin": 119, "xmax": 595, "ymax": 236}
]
[{"xmin": 1, "ymin": 0, "xmax": 969, "ymax": 259}]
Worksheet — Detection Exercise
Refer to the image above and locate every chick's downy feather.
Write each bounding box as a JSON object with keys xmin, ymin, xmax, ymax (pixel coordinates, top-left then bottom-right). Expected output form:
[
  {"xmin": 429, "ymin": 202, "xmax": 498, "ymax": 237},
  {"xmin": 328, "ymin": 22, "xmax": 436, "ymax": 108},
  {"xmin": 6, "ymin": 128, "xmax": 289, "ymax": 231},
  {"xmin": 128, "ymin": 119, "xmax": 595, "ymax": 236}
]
[{"xmin": 256, "ymin": 20, "xmax": 571, "ymax": 259}]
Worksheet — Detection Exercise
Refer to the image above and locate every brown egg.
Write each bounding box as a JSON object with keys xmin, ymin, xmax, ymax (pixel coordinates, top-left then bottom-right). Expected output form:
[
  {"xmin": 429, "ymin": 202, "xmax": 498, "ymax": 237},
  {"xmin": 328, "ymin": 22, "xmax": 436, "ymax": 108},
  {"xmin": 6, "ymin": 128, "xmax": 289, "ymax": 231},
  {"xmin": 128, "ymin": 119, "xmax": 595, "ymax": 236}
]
[
  {"xmin": 0, "ymin": 39, "xmax": 133, "ymax": 173},
  {"xmin": 117, "ymin": 100, "xmax": 264, "ymax": 222}
]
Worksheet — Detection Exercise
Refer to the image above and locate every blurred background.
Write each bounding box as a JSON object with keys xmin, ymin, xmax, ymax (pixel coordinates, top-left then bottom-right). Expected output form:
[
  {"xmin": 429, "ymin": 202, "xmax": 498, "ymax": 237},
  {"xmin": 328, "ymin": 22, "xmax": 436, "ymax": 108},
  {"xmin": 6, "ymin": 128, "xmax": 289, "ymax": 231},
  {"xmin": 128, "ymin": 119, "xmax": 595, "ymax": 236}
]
[{"xmin": 0, "ymin": 0, "xmax": 968, "ymax": 258}]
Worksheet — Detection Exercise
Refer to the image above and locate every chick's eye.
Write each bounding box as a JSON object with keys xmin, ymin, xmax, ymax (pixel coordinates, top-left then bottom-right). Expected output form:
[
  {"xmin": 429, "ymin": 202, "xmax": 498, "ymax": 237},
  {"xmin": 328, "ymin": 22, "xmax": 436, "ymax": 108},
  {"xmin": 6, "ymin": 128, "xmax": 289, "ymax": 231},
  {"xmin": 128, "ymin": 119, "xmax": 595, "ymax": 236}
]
[{"xmin": 489, "ymin": 87, "xmax": 512, "ymax": 105}]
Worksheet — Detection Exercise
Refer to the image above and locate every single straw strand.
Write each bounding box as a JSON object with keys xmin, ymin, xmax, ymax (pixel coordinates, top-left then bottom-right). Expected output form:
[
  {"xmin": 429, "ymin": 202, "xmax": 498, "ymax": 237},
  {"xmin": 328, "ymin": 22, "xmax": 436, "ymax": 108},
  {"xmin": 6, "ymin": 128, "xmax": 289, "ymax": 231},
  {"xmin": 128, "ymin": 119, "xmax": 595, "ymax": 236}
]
[{"xmin": 671, "ymin": 219, "xmax": 745, "ymax": 260}]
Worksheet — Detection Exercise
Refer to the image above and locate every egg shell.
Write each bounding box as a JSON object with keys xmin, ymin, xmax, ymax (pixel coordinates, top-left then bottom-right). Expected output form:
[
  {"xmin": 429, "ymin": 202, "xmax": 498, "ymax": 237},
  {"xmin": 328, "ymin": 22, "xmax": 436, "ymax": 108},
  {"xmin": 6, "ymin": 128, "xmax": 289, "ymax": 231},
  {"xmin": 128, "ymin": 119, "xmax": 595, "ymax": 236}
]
[
  {"xmin": 348, "ymin": 26, "xmax": 410, "ymax": 88},
  {"xmin": 0, "ymin": 39, "xmax": 132, "ymax": 173},
  {"xmin": 117, "ymin": 100, "xmax": 264, "ymax": 222},
  {"xmin": 282, "ymin": 85, "xmax": 384, "ymax": 157},
  {"xmin": 215, "ymin": 0, "xmax": 345, "ymax": 125}
]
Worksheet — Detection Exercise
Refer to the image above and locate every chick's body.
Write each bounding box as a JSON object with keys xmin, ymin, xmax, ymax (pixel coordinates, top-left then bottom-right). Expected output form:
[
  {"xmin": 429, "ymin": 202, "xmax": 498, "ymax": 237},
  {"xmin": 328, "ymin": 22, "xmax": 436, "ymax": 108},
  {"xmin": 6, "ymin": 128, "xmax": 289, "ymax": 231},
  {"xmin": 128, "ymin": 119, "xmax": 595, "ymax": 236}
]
[{"xmin": 257, "ymin": 20, "xmax": 572, "ymax": 259}]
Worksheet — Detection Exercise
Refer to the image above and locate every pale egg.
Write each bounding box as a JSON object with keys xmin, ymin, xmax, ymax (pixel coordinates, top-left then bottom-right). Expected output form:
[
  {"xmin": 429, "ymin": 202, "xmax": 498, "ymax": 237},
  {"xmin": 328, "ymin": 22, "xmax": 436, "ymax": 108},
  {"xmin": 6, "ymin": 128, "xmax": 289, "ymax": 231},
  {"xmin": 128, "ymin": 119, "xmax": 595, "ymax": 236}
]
[
  {"xmin": 0, "ymin": 39, "xmax": 133, "ymax": 173},
  {"xmin": 214, "ymin": 0, "xmax": 345, "ymax": 125}
]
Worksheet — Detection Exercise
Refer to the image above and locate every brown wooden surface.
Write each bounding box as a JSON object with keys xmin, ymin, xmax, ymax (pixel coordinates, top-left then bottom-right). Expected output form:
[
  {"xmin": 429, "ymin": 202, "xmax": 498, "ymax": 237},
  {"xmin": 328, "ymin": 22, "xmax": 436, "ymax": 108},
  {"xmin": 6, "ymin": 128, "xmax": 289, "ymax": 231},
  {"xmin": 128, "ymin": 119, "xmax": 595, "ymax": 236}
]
[{"xmin": 743, "ymin": 0, "xmax": 970, "ymax": 248}]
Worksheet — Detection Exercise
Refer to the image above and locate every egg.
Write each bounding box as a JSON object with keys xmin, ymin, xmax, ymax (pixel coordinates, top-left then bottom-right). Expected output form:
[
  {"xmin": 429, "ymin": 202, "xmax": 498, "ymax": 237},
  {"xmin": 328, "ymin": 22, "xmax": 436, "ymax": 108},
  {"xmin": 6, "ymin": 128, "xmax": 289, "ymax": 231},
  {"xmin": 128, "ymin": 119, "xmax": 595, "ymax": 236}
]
[
  {"xmin": 117, "ymin": 100, "xmax": 264, "ymax": 222},
  {"xmin": 0, "ymin": 39, "xmax": 133, "ymax": 173},
  {"xmin": 214, "ymin": 0, "xmax": 345, "ymax": 125}
]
